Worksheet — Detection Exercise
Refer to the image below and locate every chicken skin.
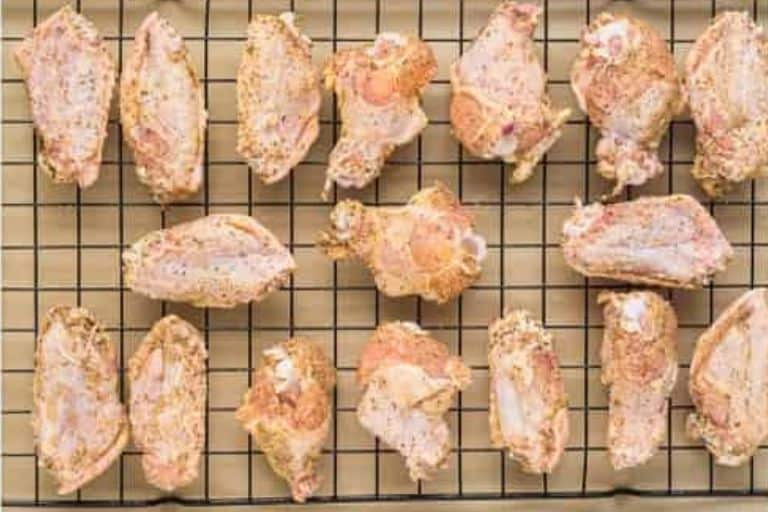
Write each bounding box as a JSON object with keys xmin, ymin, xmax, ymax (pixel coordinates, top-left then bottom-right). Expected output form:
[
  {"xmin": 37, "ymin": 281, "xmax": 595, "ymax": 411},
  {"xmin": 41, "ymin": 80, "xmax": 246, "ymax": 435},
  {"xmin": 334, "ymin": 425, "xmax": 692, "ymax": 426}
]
[
  {"xmin": 236, "ymin": 338, "xmax": 335, "ymax": 502},
  {"xmin": 322, "ymin": 32, "xmax": 437, "ymax": 198},
  {"xmin": 121, "ymin": 12, "xmax": 206, "ymax": 204},
  {"xmin": 561, "ymin": 195, "xmax": 733, "ymax": 289},
  {"xmin": 488, "ymin": 310, "xmax": 569, "ymax": 474},
  {"xmin": 571, "ymin": 13, "xmax": 684, "ymax": 196},
  {"xmin": 685, "ymin": 12, "xmax": 768, "ymax": 197},
  {"xmin": 237, "ymin": 13, "xmax": 321, "ymax": 184},
  {"xmin": 688, "ymin": 288, "xmax": 768, "ymax": 466},
  {"xmin": 128, "ymin": 315, "xmax": 207, "ymax": 491},
  {"xmin": 33, "ymin": 306, "xmax": 129, "ymax": 495},
  {"xmin": 357, "ymin": 322, "xmax": 471, "ymax": 481},
  {"xmin": 15, "ymin": 5, "xmax": 116, "ymax": 188},
  {"xmin": 450, "ymin": 2, "xmax": 570, "ymax": 184},
  {"xmin": 317, "ymin": 182, "xmax": 486, "ymax": 303},
  {"xmin": 598, "ymin": 291, "xmax": 678, "ymax": 470},
  {"xmin": 123, "ymin": 214, "xmax": 295, "ymax": 308}
]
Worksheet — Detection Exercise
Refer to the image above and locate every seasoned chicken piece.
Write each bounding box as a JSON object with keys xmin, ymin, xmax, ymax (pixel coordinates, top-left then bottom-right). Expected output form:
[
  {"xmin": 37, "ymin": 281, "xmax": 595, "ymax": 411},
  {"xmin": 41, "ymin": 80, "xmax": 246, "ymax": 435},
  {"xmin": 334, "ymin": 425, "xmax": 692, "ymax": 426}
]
[
  {"xmin": 236, "ymin": 338, "xmax": 335, "ymax": 502},
  {"xmin": 15, "ymin": 5, "xmax": 115, "ymax": 188},
  {"xmin": 598, "ymin": 291, "xmax": 678, "ymax": 470},
  {"xmin": 357, "ymin": 322, "xmax": 471, "ymax": 481},
  {"xmin": 561, "ymin": 195, "xmax": 733, "ymax": 288},
  {"xmin": 450, "ymin": 2, "xmax": 570, "ymax": 184},
  {"xmin": 123, "ymin": 214, "xmax": 295, "ymax": 308},
  {"xmin": 33, "ymin": 306, "xmax": 129, "ymax": 495},
  {"xmin": 685, "ymin": 12, "xmax": 768, "ymax": 197},
  {"xmin": 237, "ymin": 13, "xmax": 321, "ymax": 184},
  {"xmin": 121, "ymin": 12, "xmax": 206, "ymax": 204},
  {"xmin": 687, "ymin": 288, "xmax": 768, "ymax": 466},
  {"xmin": 317, "ymin": 182, "xmax": 486, "ymax": 303},
  {"xmin": 488, "ymin": 310, "xmax": 568, "ymax": 474},
  {"xmin": 322, "ymin": 32, "xmax": 437, "ymax": 198},
  {"xmin": 129, "ymin": 315, "xmax": 207, "ymax": 491},
  {"xmin": 571, "ymin": 13, "xmax": 684, "ymax": 196}
]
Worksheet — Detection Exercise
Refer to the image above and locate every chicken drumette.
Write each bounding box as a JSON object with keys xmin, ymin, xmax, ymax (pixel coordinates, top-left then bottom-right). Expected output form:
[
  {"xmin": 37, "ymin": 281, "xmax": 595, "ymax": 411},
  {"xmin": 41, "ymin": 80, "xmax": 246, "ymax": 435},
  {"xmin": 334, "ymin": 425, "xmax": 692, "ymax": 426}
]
[
  {"xmin": 685, "ymin": 11, "xmax": 768, "ymax": 197},
  {"xmin": 357, "ymin": 322, "xmax": 471, "ymax": 481},
  {"xmin": 450, "ymin": 1, "xmax": 570, "ymax": 184},
  {"xmin": 317, "ymin": 182, "xmax": 486, "ymax": 303},
  {"xmin": 236, "ymin": 338, "xmax": 335, "ymax": 502},
  {"xmin": 322, "ymin": 33, "xmax": 436, "ymax": 198},
  {"xmin": 599, "ymin": 291, "xmax": 678, "ymax": 470},
  {"xmin": 571, "ymin": 13, "xmax": 684, "ymax": 196},
  {"xmin": 488, "ymin": 310, "xmax": 569, "ymax": 474}
]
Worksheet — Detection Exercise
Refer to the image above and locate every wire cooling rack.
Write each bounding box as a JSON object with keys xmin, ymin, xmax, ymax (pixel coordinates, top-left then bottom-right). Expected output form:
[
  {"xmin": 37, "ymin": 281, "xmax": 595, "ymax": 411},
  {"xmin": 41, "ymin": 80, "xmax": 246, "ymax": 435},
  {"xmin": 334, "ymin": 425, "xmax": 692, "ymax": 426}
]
[{"xmin": 4, "ymin": 0, "xmax": 768, "ymax": 507}]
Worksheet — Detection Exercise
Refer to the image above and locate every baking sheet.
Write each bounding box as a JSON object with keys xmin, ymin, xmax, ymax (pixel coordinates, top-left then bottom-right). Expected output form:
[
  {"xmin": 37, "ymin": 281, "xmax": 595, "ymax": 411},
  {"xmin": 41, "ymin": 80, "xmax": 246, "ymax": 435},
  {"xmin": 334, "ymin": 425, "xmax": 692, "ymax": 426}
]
[{"xmin": 3, "ymin": 0, "xmax": 768, "ymax": 508}]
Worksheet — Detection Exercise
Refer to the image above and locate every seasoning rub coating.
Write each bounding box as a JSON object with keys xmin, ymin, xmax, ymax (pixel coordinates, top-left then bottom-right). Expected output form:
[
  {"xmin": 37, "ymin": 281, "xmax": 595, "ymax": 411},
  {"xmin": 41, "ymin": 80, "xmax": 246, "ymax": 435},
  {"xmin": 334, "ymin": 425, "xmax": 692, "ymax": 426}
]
[
  {"xmin": 323, "ymin": 32, "xmax": 437, "ymax": 198},
  {"xmin": 123, "ymin": 214, "xmax": 295, "ymax": 308},
  {"xmin": 357, "ymin": 322, "xmax": 471, "ymax": 481},
  {"xmin": 599, "ymin": 291, "xmax": 678, "ymax": 470},
  {"xmin": 121, "ymin": 12, "xmax": 206, "ymax": 204},
  {"xmin": 572, "ymin": 13, "xmax": 684, "ymax": 196},
  {"xmin": 236, "ymin": 338, "xmax": 335, "ymax": 502},
  {"xmin": 561, "ymin": 195, "xmax": 733, "ymax": 288},
  {"xmin": 450, "ymin": 1, "xmax": 570, "ymax": 184},
  {"xmin": 685, "ymin": 12, "xmax": 768, "ymax": 197},
  {"xmin": 129, "ymin": 315, "xmax": 207, "ymax": 491},
  {"xmin": 688, "ymin": 288, "xmax": 768, "ymax": 466},
  {"xmin": 33, "ymin": 306, "xmax": 129, "ymax": 495},
  {"xmin": 237, "ymin": 13, "xmax": 321, "ymax": 184},
  {"xmin": 15, "ymin": 5, "xmax": 116, "ymax": 188},
  {"xmin": 488, "ymin": 310, "xmax": 569, "ymax": 474},
  {"xmin": 317, "ymin": 182, "xmax": 486, "ymax": 303}
]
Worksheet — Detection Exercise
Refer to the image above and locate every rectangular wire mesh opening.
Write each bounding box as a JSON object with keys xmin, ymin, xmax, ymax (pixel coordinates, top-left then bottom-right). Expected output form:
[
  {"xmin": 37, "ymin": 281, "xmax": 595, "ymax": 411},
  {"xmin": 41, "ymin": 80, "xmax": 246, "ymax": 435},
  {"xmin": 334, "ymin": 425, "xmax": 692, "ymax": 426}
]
[{"xmin": 3, "ymin": 0, "xmax": 768, "ymax": 507}]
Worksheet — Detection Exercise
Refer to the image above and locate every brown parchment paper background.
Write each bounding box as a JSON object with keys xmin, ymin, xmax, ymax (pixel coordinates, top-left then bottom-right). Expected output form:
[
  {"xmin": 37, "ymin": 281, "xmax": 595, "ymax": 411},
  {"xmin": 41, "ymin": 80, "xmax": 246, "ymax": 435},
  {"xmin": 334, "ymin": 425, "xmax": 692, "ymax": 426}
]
[{"xmin": 3, "ymin": 0, "xmax": 768, "ymax": 509}]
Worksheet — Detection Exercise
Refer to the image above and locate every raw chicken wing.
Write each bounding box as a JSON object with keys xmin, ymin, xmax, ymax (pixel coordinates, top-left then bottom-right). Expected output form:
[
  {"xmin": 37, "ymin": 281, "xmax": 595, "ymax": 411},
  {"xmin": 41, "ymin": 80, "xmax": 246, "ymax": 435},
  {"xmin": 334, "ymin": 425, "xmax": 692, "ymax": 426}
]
[
  {"xmin": 33, "ymin": 306, "xmax": 129, "ymax": 494},
  {"xmin": 236, "ymin": 338, "xmax": 335, "ymax": 502},
  {"xmin": 685, "ymin": 12, "xmax": 768, "ymax": 197},
  {"xmin": 123, "ymin": 214, "xmax": 295, "ymax": 308},
  {"xmin": 688, "ymin": 288, "xmax": 768, "ymax": 466},
  {"xmin": 129, "ymin": 315, "xmax": 207, "ymax": 491},
  {"xmin": 15, "ymin": 5, "xmax": 116, "ymax": 188},
  {"xmin": 450, "ymin": 2, "xmax": 570, "ymax": 184},
  {"xmin": 571, "ymin": 13, "xmax": 684, "ymax": 196},
  {"xmin": 561, "ymin": 195, "xmax": 733, "ymax": 288},
  {"xmin": 599, "ymin": 291, "xmax": 678, "ymax": 470},
  {"xmin": 317, "ymin": 182, "xmax": 486, "ymax": 303},
  {"xmin": 488, "ymin": 310, "xmax": 568, "ymax": 474},
  {"xmin": 121, "ymin": 12, "xmax": 206, "ymax": 204},
  {"xmin": 322, "ymin": 32, "xmax": 437, "ymax": 197},
  {"xmin": 357, "ymin": 322, "xmax": 471, "ymax": 480},
  {"xmin": 237, "ymin": 13, "xmax": 321, "ymax": 184}
]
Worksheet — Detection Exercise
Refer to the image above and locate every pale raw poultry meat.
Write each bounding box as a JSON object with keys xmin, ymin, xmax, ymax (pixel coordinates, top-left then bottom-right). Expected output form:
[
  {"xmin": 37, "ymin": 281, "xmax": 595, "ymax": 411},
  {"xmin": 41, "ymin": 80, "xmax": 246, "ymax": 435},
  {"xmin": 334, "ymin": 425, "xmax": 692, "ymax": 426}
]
[
  {"xmin": 123, "ymin": 214, "xmax": 295, "ymax": 308},
  {"xmin": 33, "ymin": 306, "xmax": 129, "ymax": 495},
  {"xmin": 571, "ymin": 13, "xmax": 684, "ymax": 196},
  {"xmin": 237, "ymin": 13, "xmax": 321, "ymax": 184},
  {"xmin": 688, "ymin": 288, "xmax": 768, "ymax": 466},
  {"xmin": 357, "ymin": 322, "xmax": 471, "ymax": 481},
  {"xmin": 322, "ymin": 32, "xmax": 436, "ymax": 198},
  {"xmin": 598, "ymin": 291, "xmax": 678, "ymax": 470},
  {"xmin": 685, "ymin": 11, "xmax": 768, "ymax": 197},
  {"xmin": 121, "ymin": 12, "xmax": 206, "ymax": 204},
  {"xmin": 129, "ymin": 315, "xmax": 207, "ymax": 491},
  {"xmin": 561, "ymin": 195, "xmax": 733, "ymax": 288},
  {"xmin": 15, "ymin": 5, "xmax": 116, "ymax": 188},
  {"xmin": 317, "ymin": 182, "xmax": 486, "ymax": 303},
  {"xmin": 450, "ymin": 1, "xmax": 570, "ymax": 184},
  {"xmin": 236, "ymin": 338, "xmax": 335, "ymax": 502},
  {"xmin": 488, "ymin": 310, "xmax": 569, "ymax": 474}
]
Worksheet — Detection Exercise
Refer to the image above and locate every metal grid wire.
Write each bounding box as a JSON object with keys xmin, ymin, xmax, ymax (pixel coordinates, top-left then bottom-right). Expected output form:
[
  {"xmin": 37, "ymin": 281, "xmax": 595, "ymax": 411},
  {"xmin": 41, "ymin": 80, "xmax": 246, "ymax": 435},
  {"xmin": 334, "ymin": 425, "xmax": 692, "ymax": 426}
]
[{"xmin": 3, "ymin": 0, "xmax": 768, "ymax": 507}]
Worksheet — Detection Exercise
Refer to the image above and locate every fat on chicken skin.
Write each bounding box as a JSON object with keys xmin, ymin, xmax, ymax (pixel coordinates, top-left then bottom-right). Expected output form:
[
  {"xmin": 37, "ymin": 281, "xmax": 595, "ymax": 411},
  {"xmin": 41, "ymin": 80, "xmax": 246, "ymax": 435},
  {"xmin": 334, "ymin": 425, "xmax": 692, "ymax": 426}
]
[{"xmin": 451, "ymin": 1, "xmax": 570, "ymax": 184}]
